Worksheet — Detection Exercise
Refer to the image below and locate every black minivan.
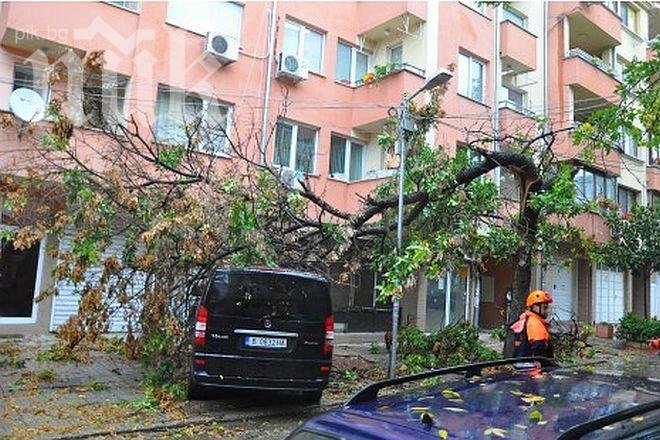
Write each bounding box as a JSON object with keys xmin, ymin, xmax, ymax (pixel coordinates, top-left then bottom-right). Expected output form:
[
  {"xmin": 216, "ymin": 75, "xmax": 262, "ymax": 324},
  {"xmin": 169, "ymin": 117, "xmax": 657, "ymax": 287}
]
[{"xmin": 188, "ymin": 267, "xmax": 333, "ymax": 402}]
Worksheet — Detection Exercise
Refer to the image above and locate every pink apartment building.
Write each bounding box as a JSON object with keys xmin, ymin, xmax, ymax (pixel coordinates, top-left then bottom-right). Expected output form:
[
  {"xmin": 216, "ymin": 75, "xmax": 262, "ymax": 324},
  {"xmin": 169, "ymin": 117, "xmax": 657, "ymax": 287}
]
[{"xmin": 0, "ymin": 1, "xmax": 657, "ymax": 335}]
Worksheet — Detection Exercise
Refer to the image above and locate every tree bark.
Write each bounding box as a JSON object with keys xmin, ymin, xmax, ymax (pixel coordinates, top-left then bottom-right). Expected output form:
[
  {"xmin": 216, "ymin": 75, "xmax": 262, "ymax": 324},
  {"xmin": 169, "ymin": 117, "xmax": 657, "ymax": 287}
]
[{"xmin": 503, "ymin": 179, "xmax": 542, "ymax": 357}]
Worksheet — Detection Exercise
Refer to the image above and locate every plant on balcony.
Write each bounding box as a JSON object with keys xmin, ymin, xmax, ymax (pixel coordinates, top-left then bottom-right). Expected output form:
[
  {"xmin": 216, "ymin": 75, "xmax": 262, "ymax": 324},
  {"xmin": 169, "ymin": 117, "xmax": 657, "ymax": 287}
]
[{"xmin": 358, "ymin": 61, "xmax": 404, "ymax": 86}]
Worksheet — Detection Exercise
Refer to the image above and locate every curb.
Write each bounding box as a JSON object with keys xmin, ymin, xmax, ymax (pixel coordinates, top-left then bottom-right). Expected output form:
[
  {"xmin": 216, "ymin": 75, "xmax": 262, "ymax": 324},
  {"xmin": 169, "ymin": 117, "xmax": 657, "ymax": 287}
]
[{"xmin": 47, "ymin": 400, "xmax": 344, "ymax": 439}]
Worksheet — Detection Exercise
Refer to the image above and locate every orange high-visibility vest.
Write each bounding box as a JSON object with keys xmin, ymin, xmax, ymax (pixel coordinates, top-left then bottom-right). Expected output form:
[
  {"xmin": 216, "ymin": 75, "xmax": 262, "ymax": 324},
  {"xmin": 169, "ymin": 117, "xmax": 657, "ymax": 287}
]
[{"xmin": 511, "ymin": 311, "xmax": 550, "ymax": 343}]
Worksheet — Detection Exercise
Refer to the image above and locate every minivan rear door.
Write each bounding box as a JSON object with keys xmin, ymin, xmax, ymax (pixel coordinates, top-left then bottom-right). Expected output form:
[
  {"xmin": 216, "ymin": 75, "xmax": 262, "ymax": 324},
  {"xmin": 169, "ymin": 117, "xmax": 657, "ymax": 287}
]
[{"xmin": 203, "ymin": 270, "xmax": 331, "ymax": 380}]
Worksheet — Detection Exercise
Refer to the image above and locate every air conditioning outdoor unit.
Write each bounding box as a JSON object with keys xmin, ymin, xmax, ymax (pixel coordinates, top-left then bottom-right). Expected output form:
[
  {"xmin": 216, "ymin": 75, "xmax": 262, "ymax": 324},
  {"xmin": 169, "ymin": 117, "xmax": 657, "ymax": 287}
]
[
  {"xmin": 276, "ymin": 52, "xmax": 308, "ymax": 82},
  {"xmin": 205, "ymin": 32, "xmax": 239, "ymax": 64}
]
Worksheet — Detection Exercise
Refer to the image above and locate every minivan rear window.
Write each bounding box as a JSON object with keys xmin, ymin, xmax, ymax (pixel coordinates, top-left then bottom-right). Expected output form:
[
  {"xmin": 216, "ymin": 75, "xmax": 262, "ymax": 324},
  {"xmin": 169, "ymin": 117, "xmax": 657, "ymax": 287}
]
[{"xmin": 207, "ymin": 271, "xmax": 330, "ymax": 320}]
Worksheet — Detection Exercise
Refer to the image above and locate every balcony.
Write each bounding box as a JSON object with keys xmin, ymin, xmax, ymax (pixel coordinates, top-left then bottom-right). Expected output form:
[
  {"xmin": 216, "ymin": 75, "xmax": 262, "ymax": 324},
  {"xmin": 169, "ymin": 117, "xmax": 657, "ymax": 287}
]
[
  {"xmin": 572, "ymin": 213, "xmax": 611, "ymax": 243},
  {"xmin": 356, "ymin": 2, "xmax": 426, "ymax": 39},
  {"xmin": 350, "ymin": 64, "xmax": 425, "ymax": 129},
  {"xmin": 319, "ymin": 174, "xmax": 394, "ymax": 214},
  {"xmin": 0, "ymin": 2, "xmax": 139, "ymax": 71},
  {"xmin": 498, "ymin": 102, "xmax": 537, "ymax": 136},
  {"xmin": 500, "ymin": 20, "xmax": 537, "ymax": 74},
  {"xmin": 562, "ymin": 1, "xmax": 621, "ymax": 48},
  {"xmin": 648, "ymin": 166, "xmax": 660, "ymax": 192},
  {"xmin": 563, "ymin": 48, "xmax": 620, "ymax": 102}
]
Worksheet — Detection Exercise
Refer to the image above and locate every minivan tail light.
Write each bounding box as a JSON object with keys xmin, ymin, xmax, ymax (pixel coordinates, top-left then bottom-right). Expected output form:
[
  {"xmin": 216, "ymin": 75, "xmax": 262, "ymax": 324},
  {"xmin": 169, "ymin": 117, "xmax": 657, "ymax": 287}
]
[
  {"xmin": 323, "ymin": 315, "xmax": 334, "ymax": 355},
  {"xmin": 194, "ymin": 305, "xmax": 208, "ymax": 347}
]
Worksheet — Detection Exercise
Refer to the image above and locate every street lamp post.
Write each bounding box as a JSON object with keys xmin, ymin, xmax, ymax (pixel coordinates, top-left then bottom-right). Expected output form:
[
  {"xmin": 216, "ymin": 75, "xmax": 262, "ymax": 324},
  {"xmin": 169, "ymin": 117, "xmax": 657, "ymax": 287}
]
[{"xmin": 388, "ymin": 69, "xmax": 452, "ymax": 379}]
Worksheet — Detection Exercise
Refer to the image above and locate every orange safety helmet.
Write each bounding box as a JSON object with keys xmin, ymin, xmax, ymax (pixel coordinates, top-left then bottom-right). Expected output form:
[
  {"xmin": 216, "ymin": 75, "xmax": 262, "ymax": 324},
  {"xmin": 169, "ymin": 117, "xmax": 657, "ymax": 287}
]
[{"xmin": 526, "ymin": 290, "xmax": 553, "ymax": 307}]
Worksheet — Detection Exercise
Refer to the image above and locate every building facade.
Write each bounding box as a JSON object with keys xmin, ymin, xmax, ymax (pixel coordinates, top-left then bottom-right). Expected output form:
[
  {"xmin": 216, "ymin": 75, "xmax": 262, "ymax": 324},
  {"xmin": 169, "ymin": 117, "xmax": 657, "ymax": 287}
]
[{"xmin": 0, "ymin": 1, "xmax": 657, "ymax": 335}]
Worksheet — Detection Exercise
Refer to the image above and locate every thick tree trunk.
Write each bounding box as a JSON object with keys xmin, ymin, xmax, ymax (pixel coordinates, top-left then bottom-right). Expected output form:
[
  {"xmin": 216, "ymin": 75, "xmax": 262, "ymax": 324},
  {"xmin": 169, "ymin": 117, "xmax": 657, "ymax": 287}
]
[
  {"xmin": 503, "ymin": 181, "xmax": 541, "ymax": 358},
  {"xmin": 503, "ymin": 247, "xmax": 534, "ymax": 358}
]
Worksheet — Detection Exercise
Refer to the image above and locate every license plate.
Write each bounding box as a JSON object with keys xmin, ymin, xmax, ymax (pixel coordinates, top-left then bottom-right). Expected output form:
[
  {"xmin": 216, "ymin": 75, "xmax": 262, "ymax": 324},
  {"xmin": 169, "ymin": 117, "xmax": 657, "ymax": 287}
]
[{"xmin": 245, "ymin": 336, "xmax": 287, "ymax": 349}]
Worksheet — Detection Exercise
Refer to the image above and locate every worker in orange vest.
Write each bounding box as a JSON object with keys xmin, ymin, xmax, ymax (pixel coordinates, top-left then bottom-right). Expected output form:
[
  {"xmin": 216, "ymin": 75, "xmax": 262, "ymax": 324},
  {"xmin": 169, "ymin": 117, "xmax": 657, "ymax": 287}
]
[{"xmin": 510, "ymin": 290, "xmax": 554, "ymax": 359}]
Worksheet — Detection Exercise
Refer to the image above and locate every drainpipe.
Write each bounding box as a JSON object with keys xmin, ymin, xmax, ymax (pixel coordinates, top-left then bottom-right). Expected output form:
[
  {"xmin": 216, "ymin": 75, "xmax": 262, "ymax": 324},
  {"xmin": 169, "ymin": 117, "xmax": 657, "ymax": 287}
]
[
  {"xmin": 493, "ymin": 4, "xmax": 501, "ymax": 187},
  {"xmin": 543, "ymin": 1, "xmax": 548, "ymax": 121},
  {"xmin": 259, "ymin": 0, "xmax": 278, "ymax": 165},
  {"xmin": 465, "ymin": 266, "xmax": 472, "ymax": 323}
]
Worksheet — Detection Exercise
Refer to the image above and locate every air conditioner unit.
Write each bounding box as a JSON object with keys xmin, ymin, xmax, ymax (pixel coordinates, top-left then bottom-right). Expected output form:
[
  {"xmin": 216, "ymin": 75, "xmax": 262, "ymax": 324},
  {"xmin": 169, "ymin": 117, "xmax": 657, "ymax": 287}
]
[
  {"xmin": 279, "ymin": 168, "xmax": 303, "ymax": 190},
  {"xmin": 205, "ymin": 32, "xmax": 238, "ymax": 64},
  {"xmin": 276, "ymin": 52, "xmax": 308, "ymax": 82}
]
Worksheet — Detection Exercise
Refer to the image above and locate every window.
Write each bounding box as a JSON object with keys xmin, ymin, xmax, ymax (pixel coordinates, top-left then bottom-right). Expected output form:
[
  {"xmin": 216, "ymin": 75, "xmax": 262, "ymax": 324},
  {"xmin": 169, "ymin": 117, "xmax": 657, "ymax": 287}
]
[
  {"xmin": 617, "ymin": 186, "xmax": 637, "ymax": 214},
  {"xmin": 335, "ymin": 41, "xmax": 369, "ymax": 85},
  {"xmin": 388, "ymin": 44, "xmax": 403, "ymax": 65},
  {"xmin": 456, "ymin": 143, "xmax": 481, "ymax": 167},
  {"xmin": 620, "ymin": 3, "xmax": 639, "ymax": 33},
  {"xmin": 0, "ymin": 235, "xmax": 41, "ymax": 322},
  {"xmin": 155, "ymin": 85, "xmax": 231, "ymax": 155},
  {"xmin": 458, "ymin": 52, "xmax": 485, "ymax": 103},
  {"xmin": 574, "ymin": 168, "xmax": 616, "ymax": 202},
  {"xmin": 503, "ymin": 86, "xmax": 526, "ymax": 112},
  {"xmin": 648, "ymin": 145, "xmax": 659, "ymax": 166},
  {"xmin": 274, "ymin": 121, "xmax": 317, "ymax": 174},
  {"xmin": 503, "ymin": 6, "xmax": 526, "ymax": 28},
  {"xmin": 330, "ymin": 135, "xmax": 365, "ymax": 181},
  {"xmin": 108, "ymin": 1, "xmax": 140, "ymax": 11},
  {"xmin": 648, "ymin": 191, "xmax": 660, "ymax": 208},
  {"xmin": 461, "ymin": 1, "xmax": 485, "ymax": 14},
  {"xmin": 621, "ymin": 132, "xmax": 638, "ymax": 158},
  {"xmin": 283, "ymin": 20, "xmax": 324, "ymax": 74},
  {"xmin": 167, "ymin": 1, "xmax": 243, "ymax": 41},
  {"xmin": 83, "ymin": 72, "xmax": 130, "ymax": 129},
  {"xmin": 12, "ymin": 63, "xmax": 49, "ymax": 100}
]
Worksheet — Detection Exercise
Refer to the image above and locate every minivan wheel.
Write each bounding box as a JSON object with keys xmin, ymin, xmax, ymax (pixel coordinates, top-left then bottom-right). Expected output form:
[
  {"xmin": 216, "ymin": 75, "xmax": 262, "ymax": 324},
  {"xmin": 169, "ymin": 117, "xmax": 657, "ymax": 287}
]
[{"xmin": 301, "ymin": 390, "xmax": 323, "ymax": 404}]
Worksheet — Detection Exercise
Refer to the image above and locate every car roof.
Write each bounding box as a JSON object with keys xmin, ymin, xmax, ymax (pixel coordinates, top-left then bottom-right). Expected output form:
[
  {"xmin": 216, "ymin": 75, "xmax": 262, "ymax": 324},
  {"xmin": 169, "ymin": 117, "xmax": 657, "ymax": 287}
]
[{"xmin": 300, "ymin": 361, "xmax": 660, "ymax": 439}]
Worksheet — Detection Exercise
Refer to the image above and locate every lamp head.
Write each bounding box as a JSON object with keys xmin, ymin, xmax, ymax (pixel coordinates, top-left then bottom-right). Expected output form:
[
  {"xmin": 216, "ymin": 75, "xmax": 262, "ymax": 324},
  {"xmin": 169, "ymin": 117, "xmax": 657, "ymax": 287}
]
[{"xmin": 422, "ymin": 68, "xmax": 453, "ymax": 92}]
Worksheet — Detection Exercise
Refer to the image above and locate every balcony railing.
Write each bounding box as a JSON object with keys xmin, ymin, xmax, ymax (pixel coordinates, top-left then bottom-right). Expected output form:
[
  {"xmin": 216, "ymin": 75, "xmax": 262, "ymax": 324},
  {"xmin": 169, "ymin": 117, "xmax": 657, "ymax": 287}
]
[
  {"xmin": 499, "ymin": 100, "xmax": 536, "ymax": 118},
  {"xmin": 566, "ymin": 48, "xmax": 617, "ymax": 79}
]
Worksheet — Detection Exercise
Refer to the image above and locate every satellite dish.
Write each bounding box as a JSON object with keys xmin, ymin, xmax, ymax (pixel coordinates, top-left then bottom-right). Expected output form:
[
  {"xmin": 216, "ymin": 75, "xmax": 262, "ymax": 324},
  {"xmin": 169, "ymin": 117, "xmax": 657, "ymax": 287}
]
[{"xmin": 9, "ymin": 88, "xmax": 46, "ymax": 122}]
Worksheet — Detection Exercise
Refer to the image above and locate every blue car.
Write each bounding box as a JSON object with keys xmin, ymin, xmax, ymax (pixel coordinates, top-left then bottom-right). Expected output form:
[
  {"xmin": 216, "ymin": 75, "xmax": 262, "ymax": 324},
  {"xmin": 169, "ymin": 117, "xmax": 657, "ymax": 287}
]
[{"xmin": 287, "ymin": 357, "xmax": 660, "ymax": 439}]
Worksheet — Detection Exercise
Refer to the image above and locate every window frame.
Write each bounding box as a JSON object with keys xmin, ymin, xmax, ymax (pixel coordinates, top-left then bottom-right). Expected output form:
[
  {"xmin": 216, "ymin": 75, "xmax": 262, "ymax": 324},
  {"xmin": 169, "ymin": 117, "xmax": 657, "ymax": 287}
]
[
  {"xmin": 154, "ymin": 84, "xmax": 233, "ymax": 156},
  {"xmin": 502, "ymin": 5, "xmax": 527, "ymax": 28},
  {"xmin": 12, "ymin": 62, "xmax": 51, "ymax": 105},
  {"xmin": 274, "ymin": 120, "xmax": 318, "ymax": 174},
  {"xmin": 387, "ymin": 43, "xmax": 404, "ymax": 65},
  {"xmin": 574, "ymin": 168, "xmax": 617, "ymax": 203},
  {"xmin": 617, "ymin": 186, "xmax": 637, "ymax": 214},
  {"xmin": 335, "ymin": 40, "xmax": 371, "ymax": 86},
  {"xmin": 83, "ymin": 71, "xmax": 131, "ymax": 130},
  {"xmin": 166, "ymin": 1, "xmax": 243, "ymax": 42},
  {"xmin": 458, "ymin": 52, "xmax": 486, "ymax": 103},
  {"xmin": 284, "ymin": 20, "xmax": 325, "ymax": 75},
  {"xmin": 329, "ymin": 134, "xmax": 366, "ymax": 182},
  {"xmin": 620, "ymin": 2, "xmax": 639, "ymax": 34}
]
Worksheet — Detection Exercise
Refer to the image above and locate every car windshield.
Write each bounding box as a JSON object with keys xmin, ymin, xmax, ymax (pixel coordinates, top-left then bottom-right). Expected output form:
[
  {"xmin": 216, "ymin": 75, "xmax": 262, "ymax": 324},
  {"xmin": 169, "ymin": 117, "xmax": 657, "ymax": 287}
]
[{"xmin": 207, "ymin": 271, "xmax": 329, "ymax": 320}]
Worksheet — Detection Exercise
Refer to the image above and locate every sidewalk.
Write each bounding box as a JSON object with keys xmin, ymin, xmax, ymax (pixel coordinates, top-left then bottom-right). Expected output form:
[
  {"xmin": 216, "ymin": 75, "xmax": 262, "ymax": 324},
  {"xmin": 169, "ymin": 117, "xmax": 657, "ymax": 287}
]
[{"xmin": 0, "ymin": 335, "xmax": 385, "ymax": 439}]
